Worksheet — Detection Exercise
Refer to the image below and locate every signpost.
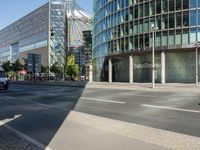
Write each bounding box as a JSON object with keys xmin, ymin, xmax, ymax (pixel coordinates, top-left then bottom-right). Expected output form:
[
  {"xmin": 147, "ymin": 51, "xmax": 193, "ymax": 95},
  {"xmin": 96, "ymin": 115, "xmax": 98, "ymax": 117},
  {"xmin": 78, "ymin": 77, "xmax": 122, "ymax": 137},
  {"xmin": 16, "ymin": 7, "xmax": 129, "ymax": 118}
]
[{"xmin": 27, "ymin": 53, "xmax": 41, "ymax": 81}]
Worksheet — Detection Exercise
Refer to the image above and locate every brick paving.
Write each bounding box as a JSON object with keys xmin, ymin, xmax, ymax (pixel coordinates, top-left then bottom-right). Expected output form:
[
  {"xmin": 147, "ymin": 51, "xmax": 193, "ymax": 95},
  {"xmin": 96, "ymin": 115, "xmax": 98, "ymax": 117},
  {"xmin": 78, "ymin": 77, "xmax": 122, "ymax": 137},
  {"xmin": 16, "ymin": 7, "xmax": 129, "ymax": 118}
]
[{"xmin": 0, "ymin": 126, "xmax": 42, "ymax": 150}]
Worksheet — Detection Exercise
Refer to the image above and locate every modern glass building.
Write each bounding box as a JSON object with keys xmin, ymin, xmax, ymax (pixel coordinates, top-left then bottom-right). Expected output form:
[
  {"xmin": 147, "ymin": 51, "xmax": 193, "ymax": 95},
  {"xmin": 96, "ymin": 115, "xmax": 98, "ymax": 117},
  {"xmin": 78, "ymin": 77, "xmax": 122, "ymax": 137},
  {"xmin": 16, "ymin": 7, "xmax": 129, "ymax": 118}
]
[
  {"xmin": 0, "ymin": 0, "xmax": 66, "ymax": 68},
  {"xmin": 0, "ymin": 0, "xmax": 92, "ymax": 72},
  {"xmin": 93, "ymin": 0, "xmax": 200, "ymax": 83}
]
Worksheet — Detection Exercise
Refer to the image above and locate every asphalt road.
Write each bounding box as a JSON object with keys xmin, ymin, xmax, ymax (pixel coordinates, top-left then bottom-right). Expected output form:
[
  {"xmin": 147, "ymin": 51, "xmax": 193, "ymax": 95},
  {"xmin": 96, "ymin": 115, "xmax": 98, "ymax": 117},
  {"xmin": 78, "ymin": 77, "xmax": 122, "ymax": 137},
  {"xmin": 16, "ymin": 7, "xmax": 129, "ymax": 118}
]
[{"xmin": 0, "ymin": 84, "xmax": 200, "ymax": 147}]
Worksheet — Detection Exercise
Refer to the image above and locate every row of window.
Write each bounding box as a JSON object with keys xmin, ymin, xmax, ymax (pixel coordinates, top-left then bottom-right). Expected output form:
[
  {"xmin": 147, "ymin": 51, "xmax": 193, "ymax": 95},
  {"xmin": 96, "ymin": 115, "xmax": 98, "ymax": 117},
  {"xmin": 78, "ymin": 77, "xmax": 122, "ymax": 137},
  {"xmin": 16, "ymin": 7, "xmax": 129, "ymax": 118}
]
[
  {"xmin": 0, "ymin": 7, "xmax": 49, "ymax": 48},
  {"xmin": 0, "ymin": 3, "xmax": 49, "ymax": 37},
  {"xmin": 93, "ymin": 27, "xmax": 200, "ymax": 57},
  {"xmin": 94, "ymin": 0, "xmax": 200, "ymax": 24},
  {"xmin": 94, "ymin": 8, "xmax": 200, "ymax": 36},
  {"xmin": 19, "ymin": 40, "xmax": 48, "ymax": 53},
  {"xmin": 93, "ymin": 10, "xmax": 200, "ymax": 48}
]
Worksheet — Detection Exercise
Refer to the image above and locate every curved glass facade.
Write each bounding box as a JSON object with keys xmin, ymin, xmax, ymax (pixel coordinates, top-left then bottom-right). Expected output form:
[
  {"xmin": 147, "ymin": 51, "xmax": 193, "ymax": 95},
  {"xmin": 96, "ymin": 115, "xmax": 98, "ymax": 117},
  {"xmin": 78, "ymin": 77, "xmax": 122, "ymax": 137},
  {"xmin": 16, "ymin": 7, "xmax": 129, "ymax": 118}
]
[{"xmin": 93, "ymin": 0, "xmax": 200, "ymax": 83}]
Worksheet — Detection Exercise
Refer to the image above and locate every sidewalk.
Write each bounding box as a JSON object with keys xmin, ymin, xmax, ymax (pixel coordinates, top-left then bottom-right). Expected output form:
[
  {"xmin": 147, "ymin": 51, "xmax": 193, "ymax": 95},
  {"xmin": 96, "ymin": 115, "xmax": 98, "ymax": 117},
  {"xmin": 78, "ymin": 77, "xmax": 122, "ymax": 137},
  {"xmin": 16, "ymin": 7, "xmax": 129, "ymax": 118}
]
[
  {"xmin": 0, "ymin": 111, "xmax": 171, "ymax": 150},
  {"xmin": 48, "ymin": 111, "xmax": 200, "ymax": 150},
  {"xmin": 48, "ymin": 117, "xmax": 169, "ymax": 150},
  {"xmin": 11, "ymin": 80, "xmax": 200, "ymax": 92}
]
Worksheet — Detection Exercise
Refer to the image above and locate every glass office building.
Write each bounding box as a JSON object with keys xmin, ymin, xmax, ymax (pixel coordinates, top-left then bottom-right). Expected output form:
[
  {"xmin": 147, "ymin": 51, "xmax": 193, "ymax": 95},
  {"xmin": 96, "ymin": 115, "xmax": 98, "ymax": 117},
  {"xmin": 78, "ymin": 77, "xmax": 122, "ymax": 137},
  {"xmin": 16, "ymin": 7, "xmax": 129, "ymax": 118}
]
[
  {"xmin": 0, "ymin": 0, "xmax": 67, "ymax": 69},
  {"xmin": 0, "ymin": 0, "xmax": 92, "ymax": 71},
  {"xmin": 93, "ymin": 0, "xmax": 200, "ymax": 83}
]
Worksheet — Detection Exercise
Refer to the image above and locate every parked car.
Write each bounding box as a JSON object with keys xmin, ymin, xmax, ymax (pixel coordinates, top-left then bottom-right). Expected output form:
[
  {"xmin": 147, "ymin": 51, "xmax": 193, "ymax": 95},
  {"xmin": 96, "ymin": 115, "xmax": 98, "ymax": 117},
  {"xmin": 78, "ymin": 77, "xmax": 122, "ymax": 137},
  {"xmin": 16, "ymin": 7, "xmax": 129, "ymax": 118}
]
[{"xmin": 0, "ymin": 66, "xmax": 9, "ymax": 90}]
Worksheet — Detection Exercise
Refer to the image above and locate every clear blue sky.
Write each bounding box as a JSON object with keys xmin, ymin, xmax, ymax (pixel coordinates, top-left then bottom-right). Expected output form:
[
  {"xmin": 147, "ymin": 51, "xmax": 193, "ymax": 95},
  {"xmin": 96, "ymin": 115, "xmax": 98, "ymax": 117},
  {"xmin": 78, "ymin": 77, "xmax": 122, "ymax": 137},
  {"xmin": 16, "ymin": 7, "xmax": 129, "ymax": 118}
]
[{"xmin": 0, "ymin": 0, "xmax": 93, "ymax": 30}]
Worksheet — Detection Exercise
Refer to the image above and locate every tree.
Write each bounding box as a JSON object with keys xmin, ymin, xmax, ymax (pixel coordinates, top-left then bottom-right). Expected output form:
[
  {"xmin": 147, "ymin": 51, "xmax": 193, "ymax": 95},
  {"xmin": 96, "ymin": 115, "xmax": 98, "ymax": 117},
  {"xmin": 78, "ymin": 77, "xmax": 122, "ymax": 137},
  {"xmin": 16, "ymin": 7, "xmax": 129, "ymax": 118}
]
[
  {"xmin": 21, "ymin": 58, "xmax": 27, "ymax": 70},
  {"xmin": 2, "ymin": 61, "xmax": 12, "ymax": 73},
  {"xmin": 65, "ymin": 54, "xmax": 79, "ymax": 80},
  {"xmin": 12, "ymin": 59, "xmax": 23, "ymax": 81},
  {"xmin": 50, "ymin": 62, "xmax": 61, "ymax": 79},
  {"xmin": 12, "ymin": 59, "xmax": 23, "ymax": 72}
]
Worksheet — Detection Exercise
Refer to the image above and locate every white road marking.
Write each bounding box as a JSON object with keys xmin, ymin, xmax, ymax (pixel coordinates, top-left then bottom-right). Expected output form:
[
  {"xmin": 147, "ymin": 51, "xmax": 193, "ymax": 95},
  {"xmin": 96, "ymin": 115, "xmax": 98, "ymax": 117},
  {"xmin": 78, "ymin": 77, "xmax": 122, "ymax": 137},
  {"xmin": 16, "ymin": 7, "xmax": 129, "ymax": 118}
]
[
  {"xmin": 121, "ymin": 93, "xmax": 157, "ymax": 98},
  {"xmin": 142, "ymin": 104, "xmax": 200, "ymax": 114},
  {"xmin": 0, "ymin": 119, "xmax": 52, "ymax": 150},
  {"xmin": 64, "ymin": 95, "xmax": 126, "ymax": 104},
  {"xmin": 80, "ymin": 97, "xmax": 126, "ymax": 104},
  {"xmin": 2, "ymin": 115, "xmax": 22, "ymax": 124}
]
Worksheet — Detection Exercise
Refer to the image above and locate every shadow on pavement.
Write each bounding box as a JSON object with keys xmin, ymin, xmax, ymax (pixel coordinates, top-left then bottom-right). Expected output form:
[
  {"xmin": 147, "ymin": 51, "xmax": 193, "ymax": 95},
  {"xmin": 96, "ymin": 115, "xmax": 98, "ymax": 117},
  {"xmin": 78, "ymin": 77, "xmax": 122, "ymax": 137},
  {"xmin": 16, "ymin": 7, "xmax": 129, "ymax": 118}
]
[{"xmin": 0, "ymin": 82, "xmax": 87, "ymax": 149}]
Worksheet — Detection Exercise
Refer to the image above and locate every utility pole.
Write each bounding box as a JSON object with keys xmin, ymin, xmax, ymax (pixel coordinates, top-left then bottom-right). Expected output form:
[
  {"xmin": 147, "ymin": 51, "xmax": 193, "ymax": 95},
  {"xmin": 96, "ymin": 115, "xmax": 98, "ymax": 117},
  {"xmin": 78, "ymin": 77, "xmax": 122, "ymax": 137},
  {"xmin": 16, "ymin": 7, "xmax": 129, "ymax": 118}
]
[
  {"xmin": 151, "ymin": 24, "xmax": 158, "ymax": 89},
  {"xmin": 196, "ymin": 42, "xmax": 199, "ymax": 86},
  {"xmin": 32, "ymin": 54, "xmax": 36, "ymax": 82}
]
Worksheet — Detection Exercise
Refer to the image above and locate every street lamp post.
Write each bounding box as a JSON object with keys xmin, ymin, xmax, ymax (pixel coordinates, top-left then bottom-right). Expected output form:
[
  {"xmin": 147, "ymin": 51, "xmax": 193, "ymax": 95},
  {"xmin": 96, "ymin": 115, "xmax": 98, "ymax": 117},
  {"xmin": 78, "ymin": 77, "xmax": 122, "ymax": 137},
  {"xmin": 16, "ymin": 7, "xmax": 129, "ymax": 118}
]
[
  {"xmin": 195, "ymin": 42, "xmax": 200, "ymax": 86},
  {"xmin": 151, "ymin": 24, "xmax": 159, "ymax": 89}
]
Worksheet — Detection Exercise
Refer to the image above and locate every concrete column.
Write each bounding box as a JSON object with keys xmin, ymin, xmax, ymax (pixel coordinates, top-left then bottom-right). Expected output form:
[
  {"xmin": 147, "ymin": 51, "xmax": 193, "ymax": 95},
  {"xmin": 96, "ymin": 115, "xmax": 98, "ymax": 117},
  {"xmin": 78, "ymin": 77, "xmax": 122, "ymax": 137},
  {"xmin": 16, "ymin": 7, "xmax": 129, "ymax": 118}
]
[
  {"xmin": 161, "ymin": 51, "xmax": 166, "ymax": 84},
  {"xmin": 129, "ymin": 54, "xmax": 133, "ymax": 83},
  {"xmin": 108, "ymin": 57, "xmax": 112, "ymax": 83},
  {"xmin": 89, "ymin": 64, "xmax": 93, "ymax": 82}
]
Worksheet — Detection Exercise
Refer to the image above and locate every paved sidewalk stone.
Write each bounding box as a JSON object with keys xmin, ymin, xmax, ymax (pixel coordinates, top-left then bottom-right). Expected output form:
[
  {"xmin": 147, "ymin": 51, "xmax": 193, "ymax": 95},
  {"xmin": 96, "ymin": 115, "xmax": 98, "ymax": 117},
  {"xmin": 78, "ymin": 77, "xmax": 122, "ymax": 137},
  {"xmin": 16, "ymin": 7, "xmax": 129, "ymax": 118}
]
[
  {"xmin": 0, "ymin": 126, "xmax": 42, "ymax": 150},
  {"xmin": 11, "ymin": 81, "xmax": 200, "ymax": 92}
]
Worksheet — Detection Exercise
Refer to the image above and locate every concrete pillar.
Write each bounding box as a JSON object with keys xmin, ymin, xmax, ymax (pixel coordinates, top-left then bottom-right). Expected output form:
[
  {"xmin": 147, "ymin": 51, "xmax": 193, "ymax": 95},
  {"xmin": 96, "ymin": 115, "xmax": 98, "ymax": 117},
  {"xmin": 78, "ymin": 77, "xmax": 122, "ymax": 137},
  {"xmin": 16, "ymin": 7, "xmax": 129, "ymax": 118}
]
[
  {"xmin": 161, "ymin": 51, "xmax": 166, "ymax": 84},
  {"xmin": 129, "ymin": 54, "xmax": 133, "ymax": 83},
  {"xmin": 89, "ymin": 64, "xmax": 93, "ymax": 82},
  {"xmin": 108, "ymin": 57, "xmax": 112, "ymax": 83}
]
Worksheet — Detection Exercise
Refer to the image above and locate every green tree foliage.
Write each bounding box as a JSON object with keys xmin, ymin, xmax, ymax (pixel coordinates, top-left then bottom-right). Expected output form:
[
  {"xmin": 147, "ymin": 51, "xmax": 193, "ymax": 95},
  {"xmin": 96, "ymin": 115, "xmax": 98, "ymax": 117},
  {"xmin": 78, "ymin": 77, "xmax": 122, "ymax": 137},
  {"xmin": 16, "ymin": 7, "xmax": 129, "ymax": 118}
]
[
  {"xmin": 11, "ymin": 59, "xmax": 23, "ymax": 81},
  {"xmin": 2, "ymin": 61, "xmax": 12, "ymax": 73},
  {"xmin": 66, "ymin": 54, "xmax": 79, "ymax": 80},
  {"xmin": 41, "ymin": 65, "xmax": 47, "ymax": 73},
  {"xmin": 50, "ymin": 62, "xmax": 61, "ymax": 76},
  {"xmin": 12, "ymin": 59, "xmax": 23, "ymax": 72}
]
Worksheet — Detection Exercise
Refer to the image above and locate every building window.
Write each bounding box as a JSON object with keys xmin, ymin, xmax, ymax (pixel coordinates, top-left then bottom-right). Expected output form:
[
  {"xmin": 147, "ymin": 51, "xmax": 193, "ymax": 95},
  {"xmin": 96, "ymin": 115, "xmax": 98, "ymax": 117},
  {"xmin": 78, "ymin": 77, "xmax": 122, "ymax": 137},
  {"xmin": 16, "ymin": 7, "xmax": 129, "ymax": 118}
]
[
  {"xmin": 183, "ymin": 0, "xmax": 189, "ymax": 9},
  {"xmin": 144, "ymin": 33, "xmax": 149, "ymax": 48},
  {"xmin": 168, "ymin": 30, "xmax": 175, "ymax": 46},
  {"xmin": 198, "ymin": 28, "xmax": 200, "ymax": 42},
  {"xmin": 156, "ymin": 0, "xmax": 161, "ymax": 14},
  {"xmin": 183, "ymin": 11, "xmax": 189, "ymax": 27},
  {"xmin": 176, "ymin": 12, "xmax": 182, "ymax": 28},
  {"xmin": 190, "ymin": 28, "xmax": 197, "ymax": 44},
  {"xmin": 198, "ymin": 10, "xmax": 200, "ymax": 25},
  {"xmin": 139, "ymin": 4, "xmax": 143, "ymax": 18},
  {"xmin": 162, "ymin": 14, "xmax": 168, "ymax": 29},
  {"xmin": 176, "ymin": 29, "xmax": 182, "ymax": 45},
  {"xmin": 169, "ymin": 13, "xmax": 175, "ymax": 28},
  {"xmin": 176, "ymin": 0, "xmax": 182, "ymax": 11},
  {"xmin": 150, "ymin": 1, "xmax": 155, "ymax": 15},
  {"xmin": 145, "ymin": 3, "xmax": 149, "ymax": 16},
  {"xmin": 162, "ymin": 31, "xmax": 168, "ymax": 46},
  {"xmin": 169, "ymin": 0, "xmax": 174, "ymax": 12},
  {"xmin": 190, "ymin": 0, "xmax": 196, "ymax": 8},
  {"xmin": 182, "ymin": 29, "xmax": 189, "ymax": 45},
  {"xmin": 162, "ymin": 0, "xmax": 168, "ymax": 13},
  {"xmin": 190, "ymin": 10, "xmax": 197, "ymax": 26}
]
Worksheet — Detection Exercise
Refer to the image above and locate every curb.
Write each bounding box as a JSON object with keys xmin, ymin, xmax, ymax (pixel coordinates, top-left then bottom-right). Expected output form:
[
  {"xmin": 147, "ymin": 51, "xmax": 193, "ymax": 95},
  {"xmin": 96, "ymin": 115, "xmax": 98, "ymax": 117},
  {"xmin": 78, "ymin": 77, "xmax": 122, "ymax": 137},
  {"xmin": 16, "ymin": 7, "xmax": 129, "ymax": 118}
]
[{"xmin": 10, "ymin": 82, "xmax": 86, "ymax": 88}]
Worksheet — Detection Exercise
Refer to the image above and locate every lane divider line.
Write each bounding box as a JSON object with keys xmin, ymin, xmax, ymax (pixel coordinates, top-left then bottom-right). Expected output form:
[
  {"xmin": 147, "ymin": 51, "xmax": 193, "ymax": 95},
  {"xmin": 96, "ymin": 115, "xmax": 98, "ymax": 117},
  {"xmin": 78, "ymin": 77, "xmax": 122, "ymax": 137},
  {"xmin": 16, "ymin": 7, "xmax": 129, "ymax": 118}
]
[
  {"xmin": 142, "ymin": 104, "xmax": 200, "ymax": 114},
  {"xmin": 80, "ymin": 97, "xmax": 126, "ymax": 104},
  {"xmin": 120, "ymin": 93, "xmax": 157, "ymax": 98}
]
